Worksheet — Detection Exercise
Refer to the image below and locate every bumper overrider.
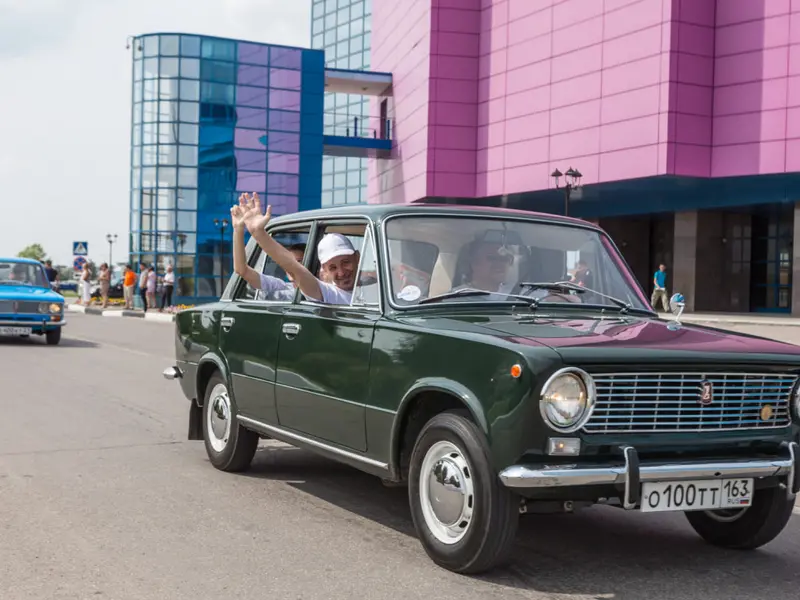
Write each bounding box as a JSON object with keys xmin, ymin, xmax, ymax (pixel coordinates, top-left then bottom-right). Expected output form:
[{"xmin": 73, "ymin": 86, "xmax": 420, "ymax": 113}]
[{"xmin": 499, "ymin": 441, "xmax": 800, "ymax": 508}]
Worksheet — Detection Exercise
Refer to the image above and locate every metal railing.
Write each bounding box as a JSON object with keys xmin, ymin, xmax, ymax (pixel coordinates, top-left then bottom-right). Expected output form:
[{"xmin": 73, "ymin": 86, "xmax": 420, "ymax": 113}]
[{"xmin": 323, "ymin": 111, "xmax": 392, "ymax": 140}]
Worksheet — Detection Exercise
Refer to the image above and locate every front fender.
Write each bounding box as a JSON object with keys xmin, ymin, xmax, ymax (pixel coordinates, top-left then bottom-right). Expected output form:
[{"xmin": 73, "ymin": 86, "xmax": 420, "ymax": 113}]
[{"xmin": 388, "ymin": 377, "xmax": 489, "ymax": 475}]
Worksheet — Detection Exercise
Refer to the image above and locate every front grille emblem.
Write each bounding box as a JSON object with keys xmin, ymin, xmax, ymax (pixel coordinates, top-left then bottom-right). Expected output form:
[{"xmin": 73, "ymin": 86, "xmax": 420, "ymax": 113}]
[
  {"xmin": 12, "ymin": 301, "xmax": 18, "ymax": 313},
  {"xmin": 698, "ymin": 379, "xmax": 713, "ymax": 406}
]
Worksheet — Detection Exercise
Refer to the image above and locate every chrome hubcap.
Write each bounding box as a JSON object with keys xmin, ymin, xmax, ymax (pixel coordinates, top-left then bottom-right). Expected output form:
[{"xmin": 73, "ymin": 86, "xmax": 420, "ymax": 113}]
[
  {"xmin": 206, "ymin": 383, "xmax": 231, "ymax": 453},
  {"xmin": 704, "ymin": 508, "xmax": 748, "ymax": 523},
  {"xmin": 419, "ymin": 441, "xmax": 474, "ymax": 545}
]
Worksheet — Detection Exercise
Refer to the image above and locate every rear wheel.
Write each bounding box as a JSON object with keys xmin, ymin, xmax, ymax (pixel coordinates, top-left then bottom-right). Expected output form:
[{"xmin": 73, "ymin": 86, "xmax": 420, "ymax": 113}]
[
  {"xmin": 202, "ymin": 372, "xmax": 258, "ymax": 472},
  {"xmin": 408, "ymin": 411, "xmax": 519, "ymax": 574},
  {"xmin": 685, "ymin": 486, "xmax": 795, "ymax": 549},
  {"xmin": 45, "ymin": 328, "xmax": 61, "ymax": 345}
]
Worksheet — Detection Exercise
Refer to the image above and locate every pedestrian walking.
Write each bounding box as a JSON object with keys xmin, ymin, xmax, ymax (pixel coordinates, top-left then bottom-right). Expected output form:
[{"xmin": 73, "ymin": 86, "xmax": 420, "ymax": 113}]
[
  {"xmin": 98, "ymin": 263, "xmax": 110, "ymax": 308},
  {"xmin": 159, "ymin": 265, "xmax": 175, "ymax": 312},
  {"xmin": 78, "ymin": 263, "xmax": 91, "ymax": 306},
  {"xmin": 651, "ymin": 264, "xmax": 670, "ymax": 313},
  {"xmin": 138, "ymin": 263, "xmax": 148, "ymax": 310},
  {"xmin": 146, "ymin": 266, "xmax": 157, "ymax": 310},
  {"xmin": 123, "ymin": 264, "xmax": 136, "ymax": 310}
]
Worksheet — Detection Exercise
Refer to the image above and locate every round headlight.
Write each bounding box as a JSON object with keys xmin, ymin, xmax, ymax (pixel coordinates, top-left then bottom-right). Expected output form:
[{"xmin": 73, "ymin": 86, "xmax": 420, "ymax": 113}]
[
  {"xmin": 38, "ymin": 302, "xmax": 49, "ymax": 313},
  {"xmin": 50, "ymin": 303, "xmax": 63, "ymax": 313},
  {"xmin": 540, "ymin": 368, "xmax": 596, "ymax": 433}
]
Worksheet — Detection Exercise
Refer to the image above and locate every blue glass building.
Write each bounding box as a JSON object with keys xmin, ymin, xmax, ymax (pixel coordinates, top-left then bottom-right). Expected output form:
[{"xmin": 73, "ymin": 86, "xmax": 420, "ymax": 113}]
[{"xmin": 129, "ymin": 34, "xmax": 324, "ymax": 303}]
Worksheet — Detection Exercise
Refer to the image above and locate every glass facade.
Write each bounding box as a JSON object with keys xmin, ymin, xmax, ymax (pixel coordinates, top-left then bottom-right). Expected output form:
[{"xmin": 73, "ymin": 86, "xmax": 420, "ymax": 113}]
[
  {"xmin": 311, "ymin": 0, "xmax": 372, "ymax": 206},
  {"xmin": 129, "ymin": 34, "xmax": 324, "ymax": 303}
]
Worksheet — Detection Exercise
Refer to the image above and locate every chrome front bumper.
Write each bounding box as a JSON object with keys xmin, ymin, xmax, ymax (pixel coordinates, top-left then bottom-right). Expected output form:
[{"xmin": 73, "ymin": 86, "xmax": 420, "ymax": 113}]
[
  {"xmin": 499, "ymin": 442, "xmax": 800, "ymax": 508},
  {"xmin": 0, "ymin": 319, "xmax": 64, "ymax": 328}
]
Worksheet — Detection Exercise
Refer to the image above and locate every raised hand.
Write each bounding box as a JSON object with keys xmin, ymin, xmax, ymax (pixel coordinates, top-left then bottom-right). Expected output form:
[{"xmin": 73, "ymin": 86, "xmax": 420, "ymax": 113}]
[{"xmin": 232, "ymin": 192, "xmax": 272, "ymax": 234}]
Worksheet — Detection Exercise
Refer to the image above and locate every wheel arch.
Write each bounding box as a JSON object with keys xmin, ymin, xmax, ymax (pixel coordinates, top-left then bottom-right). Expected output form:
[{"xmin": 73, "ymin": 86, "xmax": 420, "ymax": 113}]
[
  {"xmin": 389, "ymin": 378, "xmax": 489, "ymax": 481},
  {"xmin": 195, "ymin": 353, "xmax": 229, "ymax": 407}
]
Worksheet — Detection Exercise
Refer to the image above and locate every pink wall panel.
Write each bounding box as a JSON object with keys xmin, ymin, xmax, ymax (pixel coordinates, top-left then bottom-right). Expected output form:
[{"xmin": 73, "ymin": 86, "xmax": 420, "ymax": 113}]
[{"xmin": 369, "ymin": 0, "xmax": 800, "ymax": 206}]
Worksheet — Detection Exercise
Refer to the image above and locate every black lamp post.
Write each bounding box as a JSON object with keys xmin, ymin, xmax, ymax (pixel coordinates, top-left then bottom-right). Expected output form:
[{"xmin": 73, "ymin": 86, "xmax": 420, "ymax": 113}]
[
  {"xmin": 213, "ymin": 218, "xmax": 229, "ymax": 296},
  {"xmin": 106, "ymin": 233, "xmax": 118, "ymax": 267},
  {"xmin": 551, "ymin": 167, "xmax": 583, "ymax": 217}
]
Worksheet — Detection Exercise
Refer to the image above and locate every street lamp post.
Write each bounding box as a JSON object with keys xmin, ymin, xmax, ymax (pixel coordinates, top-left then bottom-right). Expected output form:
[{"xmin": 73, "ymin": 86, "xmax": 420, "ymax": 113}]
[
  {"xmin": 106, "ymin": 233, "xmax": 118, "ymax": 267},
  {"xmin": 213, "ymin": 218, "xmax": 229, "ymax": 296},
  {"xmin": 551, "ymin": 167, "xmax": 583, "ymax": 217}
]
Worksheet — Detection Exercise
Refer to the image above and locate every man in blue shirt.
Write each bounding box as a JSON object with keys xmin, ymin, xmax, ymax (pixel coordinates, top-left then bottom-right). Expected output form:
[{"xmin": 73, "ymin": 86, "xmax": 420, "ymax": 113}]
[{"xmin": 652, "ymin": 264, "xmax": 669, "ymax": 312}]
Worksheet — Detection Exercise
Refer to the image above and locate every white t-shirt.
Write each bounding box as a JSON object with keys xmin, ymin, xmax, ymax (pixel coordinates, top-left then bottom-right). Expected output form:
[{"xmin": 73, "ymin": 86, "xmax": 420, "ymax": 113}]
[
  {"xmin": 164, "ymin": 272, "xmax": 175, "ymax": 285},
  {"xmin": 258, "ymin": 273, "xmax": 296, "ymax": 301},
  {"xmin": 315, "ymin": 281, "xmax": 352, "ymax": 305}
]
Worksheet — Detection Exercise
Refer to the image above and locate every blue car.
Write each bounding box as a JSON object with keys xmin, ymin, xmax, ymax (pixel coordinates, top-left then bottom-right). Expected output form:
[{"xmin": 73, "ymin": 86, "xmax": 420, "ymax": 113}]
[{"xmin": 0, "ymin": 257, "xmax": 65, "ymax": 345}]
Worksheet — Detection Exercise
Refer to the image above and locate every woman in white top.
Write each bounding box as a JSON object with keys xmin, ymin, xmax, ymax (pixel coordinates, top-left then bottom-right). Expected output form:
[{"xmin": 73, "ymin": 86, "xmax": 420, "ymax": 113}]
[
  {"xmin": 159, "ymin": 265, "xmax": 175, "ymax": 312},
  {"xmin": 79, "ymin": 263, "xmax": 91, "ymax": 306}
]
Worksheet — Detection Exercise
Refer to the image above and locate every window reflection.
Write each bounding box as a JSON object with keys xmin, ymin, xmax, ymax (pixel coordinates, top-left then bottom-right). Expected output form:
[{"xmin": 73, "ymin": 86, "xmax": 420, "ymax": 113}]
[
  {"xmin": 160, "ymin": 35, "xmax": 180, "ymax": 56},
  {"xmin": 236, "ymin": 107, "xmax": 267, "ymax": 129},
  {"xmin": 269, "ymin": 89, "xmax": 301, "ymax": 111},
  {"xmin": 200, "ymin": 82, "xmax": 235, "ymax": 104},
  {"xmin": 144, "ymin": 57, "xmax": 159, "ymax": 78},
  {"xmin": 180, "ymin": 79, "xmax": 199, "ymax": 101},
  {"xmin": 201, "ymin": 60, "xmax": 236, "ymax": 84},
  {"xmin": 270, "ymin": 68, "xmax": 301, "ymax": 90},
  {"xmin": 237, "ymin": 64, "xmax": 268, "ymax": 87},
  {"xmin": 179, "ymin": 123, "xmax": 199, "ymax": 144},
  {"xmin": 178, "ymin": 167, "xmax": 198, "ymax": 187},
  {"xmin": 144, "ymin": 36, "xmax": 158, "ymax": 57},
  {"xmin": 268, "ymin": 152, "xmax": 300, "ymax": 174},
  {"xmin": 236, "ymin": 85, "xmax": 268, "ymax": 108},
  {"xmin": 160, "ymin": 57, "xmax": 179, "ymax": 78},
  {"xmin": 235, "ymin": 149, "xmax": 267, "ymax": 171},
  {"xmin": 267, "ymin": 132, "xmax": 300, "ymax": 153},
  {"xmin": 236, "ymin": 171, "xmax": 266, "ymax": 193},
  {"xmin": 271, "ymin": 47, "xmax": 302, "ymax": 69},
  {"xmin": 202, "ymin": 38, "xmax": 236, "ymax": 61},
  {"xmin": 234, "ymin": 128, "xmax": 267, "ymax": 149},
  {"xmin": 177, "ymin": 210, "xmax": 197, "ymax": 231},
  {"xmin": 181, "ymin": 58, "xmax": 200, "ymax": 79},
  {"xmin": 158, "ymin": 122, "xmax": 179, "ymax": 144},
  {"xmin": 158, "ymin": 167, "xmax": 177, "ymax": 187},
  {"xmin": 158, "ymin": 144, "xmax": 177, "ymax": 165},
  {"xmin": 268, "ymin": 110, "xmax": 301, "ymax": 132},
  {"xmin": 181, "ymin": 36, "xmax": 201, "ymax": 57},
  {"xmin": 177, "ymin": 188, "xmax": 198, "ymax": 210},
  {"xmin": 179, "ymin": 145, "xmax": 198, "ymax": 166},
  {"xmin": 238, "ymin": 42, "xmax": 269, "ymax": 65},
  {"xmin": 180, "ymin": 101, "xmax": 199, "ymax": 122},
  {"xmin": 267, "ymin": 174, "xmax": 299, "ymax": 195}
]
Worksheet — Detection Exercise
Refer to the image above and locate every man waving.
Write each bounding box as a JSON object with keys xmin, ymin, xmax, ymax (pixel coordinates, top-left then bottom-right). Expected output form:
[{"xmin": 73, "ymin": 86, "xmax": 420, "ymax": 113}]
[{"xmin": 231, "ymin": 192, "xmax": 360, "ymax": 305}]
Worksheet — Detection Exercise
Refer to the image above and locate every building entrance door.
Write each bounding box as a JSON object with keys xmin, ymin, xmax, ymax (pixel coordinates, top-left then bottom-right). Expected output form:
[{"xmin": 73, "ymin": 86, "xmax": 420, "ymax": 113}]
[{"xmin": 750, "ymin": 204, "xmax": 793, "ymax": 313}]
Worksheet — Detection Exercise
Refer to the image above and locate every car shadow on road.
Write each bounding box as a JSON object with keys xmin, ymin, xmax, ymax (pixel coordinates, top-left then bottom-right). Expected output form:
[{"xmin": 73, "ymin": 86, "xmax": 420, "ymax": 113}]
[
  {"xmin": 0, "ymin": 336, "xmax": 98, "ymax": 348},
  {"xmin": 245, "ymin": 443, "xmax": 800, "ymax": 600}
]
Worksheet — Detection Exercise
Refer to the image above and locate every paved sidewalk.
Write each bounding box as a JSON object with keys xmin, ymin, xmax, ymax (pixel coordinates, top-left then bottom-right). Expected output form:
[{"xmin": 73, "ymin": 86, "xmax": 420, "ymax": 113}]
[{"xmin": 67, "ymin": 303, "xmax": 175, "ymax": 323}]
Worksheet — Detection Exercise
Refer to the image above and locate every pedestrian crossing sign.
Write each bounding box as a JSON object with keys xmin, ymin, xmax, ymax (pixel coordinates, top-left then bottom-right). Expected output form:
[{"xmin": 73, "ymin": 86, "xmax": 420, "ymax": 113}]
[{"xmin": 73, "ymin": 241, "xmax": 88, "ymax": 256}]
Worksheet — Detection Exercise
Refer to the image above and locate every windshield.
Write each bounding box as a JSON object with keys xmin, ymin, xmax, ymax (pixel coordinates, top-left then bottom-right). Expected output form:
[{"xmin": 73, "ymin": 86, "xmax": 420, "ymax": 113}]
[
  {"xmin": 384, "ymin": 216, "xmax": 651, "ymax": 311},
  {"xmin": 0, "ymin": 261, "xmax": 50, "ymax": 288}
]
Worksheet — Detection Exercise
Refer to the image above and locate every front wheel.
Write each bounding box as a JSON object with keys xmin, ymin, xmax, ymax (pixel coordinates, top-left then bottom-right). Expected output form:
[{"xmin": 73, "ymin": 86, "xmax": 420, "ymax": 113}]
[
  {"xmin": 202, "ymin": 372, "xmax": 258, "ymax": 472},
  {"xmin": 408, "ymin": 411, "xmax": 519, "ymax": 574},
  {"xmin": 685, "ymin": 486, "xmax": 795, "ymax": 549},
  {"xmin": 45, "ymin": 328, "xmax": 61, "ymax": 345}
]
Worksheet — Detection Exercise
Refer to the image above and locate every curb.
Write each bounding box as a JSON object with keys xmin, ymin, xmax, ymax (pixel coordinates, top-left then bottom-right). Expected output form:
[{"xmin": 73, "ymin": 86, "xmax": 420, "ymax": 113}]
[{"xmin": 67, "ymin": 304, "xmax": 175, "ymax": 323}]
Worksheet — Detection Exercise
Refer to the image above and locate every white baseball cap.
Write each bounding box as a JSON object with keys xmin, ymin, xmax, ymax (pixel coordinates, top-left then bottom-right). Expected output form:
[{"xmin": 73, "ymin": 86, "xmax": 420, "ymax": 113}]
[{"xmin": 317, "ymin": 233, "xmax": 355, "ymax": 265}]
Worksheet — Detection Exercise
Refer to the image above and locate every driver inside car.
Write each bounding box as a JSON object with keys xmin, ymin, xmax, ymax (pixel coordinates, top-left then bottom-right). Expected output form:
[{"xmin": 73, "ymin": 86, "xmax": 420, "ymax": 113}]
[{"xmin": 453, "ymin": 240, "xmax": 515, "ymax": 294}]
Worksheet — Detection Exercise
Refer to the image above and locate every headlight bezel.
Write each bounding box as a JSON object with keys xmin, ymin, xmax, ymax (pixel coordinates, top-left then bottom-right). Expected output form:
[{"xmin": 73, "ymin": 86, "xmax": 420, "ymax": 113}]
[
  {"xmin": 539, "ymin": 367, "xmax": 597, "ymax": 433},
  {"xmin": 38, "ymin": 302, "xmax": 49, "ymax": 314}
]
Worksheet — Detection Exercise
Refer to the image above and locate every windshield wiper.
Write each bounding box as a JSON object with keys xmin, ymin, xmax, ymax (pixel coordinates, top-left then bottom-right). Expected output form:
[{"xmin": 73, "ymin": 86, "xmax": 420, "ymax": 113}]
[
  {"xmin": 417, "ymin": 287, "xmax": 537, "ymax": 306},
  {"xmin": 519, "ymin": 281, "xmax": 633, "ymax": 313}
]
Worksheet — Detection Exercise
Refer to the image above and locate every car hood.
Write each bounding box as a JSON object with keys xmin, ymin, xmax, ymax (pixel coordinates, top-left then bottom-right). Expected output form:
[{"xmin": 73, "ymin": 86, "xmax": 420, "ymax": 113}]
[
  {"xmin": 0, "ymin": 284, "xmax": 62, "ymax": 303},
  {"xmin": 477, "ymin": 313, "xmax": 800, "ymax": 366}
]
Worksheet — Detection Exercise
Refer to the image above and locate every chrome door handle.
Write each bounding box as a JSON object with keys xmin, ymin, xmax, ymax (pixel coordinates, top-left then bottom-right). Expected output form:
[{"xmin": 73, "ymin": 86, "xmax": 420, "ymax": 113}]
[
  {"xmin": 282, "ymin": 322, "xmax": 301, "ymax": 338},
  {"xmin": 221, "ymin": 316, "xmax": 235, "ymax": 331}
]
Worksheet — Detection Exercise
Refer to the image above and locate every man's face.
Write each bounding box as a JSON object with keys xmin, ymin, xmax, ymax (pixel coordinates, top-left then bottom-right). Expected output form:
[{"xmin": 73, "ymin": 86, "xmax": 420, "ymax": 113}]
[
  {"xmin": 322, "ymin": 252, "xmax": 359, "ymax": 291},
  {"xmin": 471, "ymin": 243, "xmax": 512, "ymax": 286},
  {"xmin": 659, "ymin": 265, "xmax": 666, "ymax": 272}
]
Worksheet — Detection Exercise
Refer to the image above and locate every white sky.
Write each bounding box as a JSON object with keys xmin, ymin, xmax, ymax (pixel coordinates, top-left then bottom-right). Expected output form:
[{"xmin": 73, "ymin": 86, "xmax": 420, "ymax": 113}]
[{"xmin": 0, "ymin": 0, "xmax": 310, "ymax": 266}]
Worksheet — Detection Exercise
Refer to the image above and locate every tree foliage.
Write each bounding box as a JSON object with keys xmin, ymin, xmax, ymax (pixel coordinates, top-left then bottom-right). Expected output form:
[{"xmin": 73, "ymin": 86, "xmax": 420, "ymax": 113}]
[{"xmin": 17, "ymin": 244, "xmax": 48, "ymax": 262}]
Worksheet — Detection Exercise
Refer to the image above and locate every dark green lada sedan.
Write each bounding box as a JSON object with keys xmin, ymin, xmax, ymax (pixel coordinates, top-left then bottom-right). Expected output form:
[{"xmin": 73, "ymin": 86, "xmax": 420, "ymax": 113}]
[{"xmin": 164, "ymin": 204, "xmax": 800, "ymax": 574}]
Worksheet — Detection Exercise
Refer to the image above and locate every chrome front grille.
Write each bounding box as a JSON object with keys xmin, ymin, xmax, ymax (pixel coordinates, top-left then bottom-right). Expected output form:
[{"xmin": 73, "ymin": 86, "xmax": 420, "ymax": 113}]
[
  {"xmin": 584, "ymin": 372, "xmax": 796, "ymax": 433},
  {"xmin": 0, "ymin": 300, "xmax": 40, "ymax": 314}
]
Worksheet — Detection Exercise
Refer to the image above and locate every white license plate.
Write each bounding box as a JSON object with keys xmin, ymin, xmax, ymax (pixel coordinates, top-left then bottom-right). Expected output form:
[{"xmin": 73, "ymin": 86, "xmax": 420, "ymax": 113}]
[
  {"xmin": 640, "ymin": 479, "xmax": 753, "ymax": 513},
  {"xmin": 0, "ymin": 326, "xmax": 32, "ymax": 336}
]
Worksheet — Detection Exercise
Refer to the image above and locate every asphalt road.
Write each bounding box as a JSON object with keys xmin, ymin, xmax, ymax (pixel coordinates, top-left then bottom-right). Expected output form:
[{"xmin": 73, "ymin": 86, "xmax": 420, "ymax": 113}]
[{"xmin": 2, "ymin": 314, "xmax": 800, "ymax": 600}]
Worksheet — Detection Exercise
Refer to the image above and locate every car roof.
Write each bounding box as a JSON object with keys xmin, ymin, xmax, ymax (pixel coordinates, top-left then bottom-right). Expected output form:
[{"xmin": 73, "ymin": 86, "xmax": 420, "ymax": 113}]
[
  {"xmin": 0, "ymin": 257, "xmax": 43, "ymax": 265},
  {"xmin": 269, "ymin": 203, "xmax": 600, "ymax": 230}
]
